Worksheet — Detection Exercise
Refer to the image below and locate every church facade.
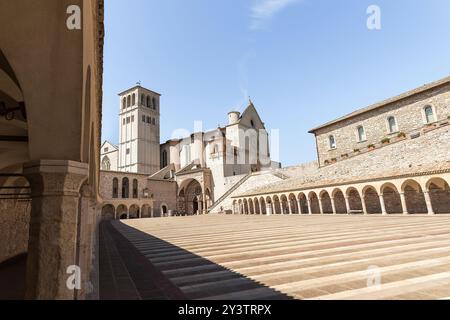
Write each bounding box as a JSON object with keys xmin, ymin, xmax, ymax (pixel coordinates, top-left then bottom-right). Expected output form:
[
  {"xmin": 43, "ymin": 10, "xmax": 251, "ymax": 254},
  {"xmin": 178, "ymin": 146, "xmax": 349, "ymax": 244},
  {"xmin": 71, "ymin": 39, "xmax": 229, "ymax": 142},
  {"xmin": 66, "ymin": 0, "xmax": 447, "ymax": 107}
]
[{"xmin": 99, "ymin": 85, "xmax": 279, "ymax": 218}]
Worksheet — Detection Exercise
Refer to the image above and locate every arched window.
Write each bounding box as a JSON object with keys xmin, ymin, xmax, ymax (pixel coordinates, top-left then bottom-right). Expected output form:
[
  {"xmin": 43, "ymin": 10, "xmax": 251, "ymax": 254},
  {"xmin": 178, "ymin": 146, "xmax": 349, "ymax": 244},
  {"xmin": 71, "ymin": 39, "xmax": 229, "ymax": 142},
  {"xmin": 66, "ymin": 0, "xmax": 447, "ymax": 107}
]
[
  {"xmin": 357, "ymin": 126, "xmax": 366, "ymax": 142},
  {"xmin": 328, "ymin": 135, "xmax": 336, "ymax": 150},
  {"xmin": 132, "ymin": 179, "xmax": 138, "ymax": 199},
  {"xmin": 101, "ymin": 156, "xmax": 111, "ymax": 171},
  {"xmin": 122, "ymin": 98, "xmax": 126, "ymax": 109},
  {"xmin": 152, "ymin": 97, "xmax": 157, "ymax": 110},
  {"xmin": 132, "ymin": 94, "xmax": 136, "ymax": 106},
  {"xmin": 387, "ymin": 116, "xmax": 398, "ymax": 133},
  {"xmin": 161, "ymin": 150, "xmax": 168, "ymax": 168},
  {"xmin": 152, "ymin": 118, "xmax": 156, "ymax": 125},
  {"xmin": 146, "ymin": 96, "xmax": 151, "ymax": 108},
  {"xmin": 141, "ymin": 94, "xmax": 145, "ymax": 106},
  {"xmin": 112, "ymin": 178, "xmax": 119, "ymax": 198},
  {"xmin": 424, "ymin": 106, "xmax": 435, "ymax": 124},
  {"xmin": 122, "ymin": 178, "xmax": 130, "ymax": 199},
  {"xmin": 127, "ymin": 95, "xmax": 131, "ymax": 107}
]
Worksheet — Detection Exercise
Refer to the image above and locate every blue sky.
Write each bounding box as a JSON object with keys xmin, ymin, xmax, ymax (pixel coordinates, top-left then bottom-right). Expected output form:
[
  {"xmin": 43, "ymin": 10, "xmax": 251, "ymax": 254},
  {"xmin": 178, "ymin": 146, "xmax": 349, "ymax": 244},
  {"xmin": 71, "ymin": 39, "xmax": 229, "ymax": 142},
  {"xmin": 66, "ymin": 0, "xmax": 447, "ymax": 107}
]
[{"xmin": 102, "ymin": 0, "xmax": 450, "ymax": 166}]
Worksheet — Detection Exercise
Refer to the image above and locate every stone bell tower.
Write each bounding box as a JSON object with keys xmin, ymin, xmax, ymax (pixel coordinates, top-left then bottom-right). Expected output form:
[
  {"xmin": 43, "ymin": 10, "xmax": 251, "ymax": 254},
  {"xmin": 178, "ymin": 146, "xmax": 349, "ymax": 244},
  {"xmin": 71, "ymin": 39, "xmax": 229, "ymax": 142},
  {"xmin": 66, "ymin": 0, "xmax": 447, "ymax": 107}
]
[{"xmin": 118, "ymin": 85, "xmax": 161, "ymax": 175}]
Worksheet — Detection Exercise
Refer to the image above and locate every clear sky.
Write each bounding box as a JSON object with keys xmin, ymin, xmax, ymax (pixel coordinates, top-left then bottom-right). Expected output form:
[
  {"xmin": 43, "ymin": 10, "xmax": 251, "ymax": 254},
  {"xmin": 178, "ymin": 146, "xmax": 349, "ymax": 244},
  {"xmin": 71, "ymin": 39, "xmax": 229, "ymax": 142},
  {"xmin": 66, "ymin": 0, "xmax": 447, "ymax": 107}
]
[{"xmin": 102, "ymin": 0, "xmax": 450, "ymax": 167}]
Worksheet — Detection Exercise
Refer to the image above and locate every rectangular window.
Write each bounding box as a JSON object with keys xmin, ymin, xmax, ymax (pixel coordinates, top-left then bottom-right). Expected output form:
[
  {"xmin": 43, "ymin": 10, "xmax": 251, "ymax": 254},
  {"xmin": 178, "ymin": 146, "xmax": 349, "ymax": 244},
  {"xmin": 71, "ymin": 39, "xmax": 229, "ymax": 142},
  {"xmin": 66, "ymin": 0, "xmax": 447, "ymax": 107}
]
[
  {"xmin": 131, "ymin": 115, "xmax": 134, "ymax": 122},
  {"xmin": 126, "ymin": 117, "xmax": 130, "ymax": 124},
  {"xmin": 126, "ymin": 148, "xmax": 130, "ymax": 155},
  {"xmin": 142, "ymin": 115, "xmax": 146, "ymax": 122},
  {"xmin": 357, "ymin": 126, "xmax": 366, "ymax": 142},
  {"xmin": 123, "ymin": 119, "xmax": 125, "ymax": 125}
]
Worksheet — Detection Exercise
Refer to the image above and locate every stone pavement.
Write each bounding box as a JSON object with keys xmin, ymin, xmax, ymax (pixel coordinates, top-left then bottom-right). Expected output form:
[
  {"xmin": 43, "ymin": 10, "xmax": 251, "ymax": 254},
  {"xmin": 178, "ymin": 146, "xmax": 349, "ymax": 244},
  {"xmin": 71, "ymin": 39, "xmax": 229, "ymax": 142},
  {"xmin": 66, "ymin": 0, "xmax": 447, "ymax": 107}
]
[{"xmin": 105, "ymin": 215, "xmax": 450, "ymax": 300}]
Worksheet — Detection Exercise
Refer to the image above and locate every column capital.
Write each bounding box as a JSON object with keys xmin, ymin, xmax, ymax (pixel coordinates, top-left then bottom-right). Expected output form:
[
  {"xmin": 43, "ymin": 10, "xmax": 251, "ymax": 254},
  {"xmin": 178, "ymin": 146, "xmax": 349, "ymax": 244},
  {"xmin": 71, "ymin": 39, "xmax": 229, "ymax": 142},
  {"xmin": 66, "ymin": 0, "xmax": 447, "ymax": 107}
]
[{"xmin": 23, "ymin": 160, "xmax": 89, "ymax": 197}]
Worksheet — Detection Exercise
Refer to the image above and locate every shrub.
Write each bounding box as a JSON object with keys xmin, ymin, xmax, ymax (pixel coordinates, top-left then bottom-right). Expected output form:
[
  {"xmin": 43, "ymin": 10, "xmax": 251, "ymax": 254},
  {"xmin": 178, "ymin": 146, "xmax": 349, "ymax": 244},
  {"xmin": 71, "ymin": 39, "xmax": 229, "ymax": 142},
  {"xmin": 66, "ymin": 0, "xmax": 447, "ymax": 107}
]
[
  {"xmin": 381, "ymin": 138, "xmax": 390, "ymax": 144},
  {"xmin": 397, "ymin": 132, "xmax": 406, "ymax": 138}
]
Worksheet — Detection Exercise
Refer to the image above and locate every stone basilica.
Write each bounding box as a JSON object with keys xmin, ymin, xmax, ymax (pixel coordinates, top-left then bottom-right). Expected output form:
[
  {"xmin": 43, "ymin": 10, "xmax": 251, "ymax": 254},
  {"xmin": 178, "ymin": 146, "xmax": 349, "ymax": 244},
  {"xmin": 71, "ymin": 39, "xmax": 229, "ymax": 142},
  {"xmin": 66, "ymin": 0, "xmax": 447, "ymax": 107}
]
[{"xmin": 99, "ymin": 85, "xmax": 280, "ymax": 219}]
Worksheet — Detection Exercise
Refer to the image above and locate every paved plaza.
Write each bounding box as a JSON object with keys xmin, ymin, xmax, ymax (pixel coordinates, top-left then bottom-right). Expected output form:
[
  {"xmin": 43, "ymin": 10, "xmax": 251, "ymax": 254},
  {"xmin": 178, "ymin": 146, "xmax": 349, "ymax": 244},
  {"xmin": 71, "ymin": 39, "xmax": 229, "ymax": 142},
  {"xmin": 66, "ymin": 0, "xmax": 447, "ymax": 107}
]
[{"xmin": 100, "ymin": 215, "xmax": 450, "ymax": 300}]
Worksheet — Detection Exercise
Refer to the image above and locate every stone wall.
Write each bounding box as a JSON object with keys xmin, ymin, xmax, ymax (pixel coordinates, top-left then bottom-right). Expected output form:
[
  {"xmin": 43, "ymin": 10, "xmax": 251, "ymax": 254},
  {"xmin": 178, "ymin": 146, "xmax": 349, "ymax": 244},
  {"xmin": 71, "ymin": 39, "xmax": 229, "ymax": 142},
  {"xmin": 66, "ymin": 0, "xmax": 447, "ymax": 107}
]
[
  {"xmin": 99, "ymin": 171, "xmax": 177, "ymax": 216},
  {"xmin": 280, "ymin": 125, "xmax": 450, "ymax": 185},
  {"xmin": 148, "ymin": 179, "xmax": 177, "ymax": 216},
  {"xmin": 314, "ymin": 82, "xmax": 450, "ymax": 166},
  {"xmin": 0, "ymin": 200, "xmax": 30, "ymax": 263}
]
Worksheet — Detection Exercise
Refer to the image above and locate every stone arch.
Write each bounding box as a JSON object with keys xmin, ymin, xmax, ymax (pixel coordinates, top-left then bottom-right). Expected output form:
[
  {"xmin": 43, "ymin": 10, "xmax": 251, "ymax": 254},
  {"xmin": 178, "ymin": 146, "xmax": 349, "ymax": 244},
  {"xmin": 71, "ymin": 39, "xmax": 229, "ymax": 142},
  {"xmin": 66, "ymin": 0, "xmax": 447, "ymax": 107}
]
[
  {"xmin": 280, "ymin": 195, "xmax": 289, "ymax": 214},
  {"xmin": 178, "ymin": 178, "xmax": 203, "ymax": 215},
  {"xmin": 116, "ymin": 204, "xmax": 128, "ymax": 220},
  {"xmin": 112, "ymin": 178, "xmax": 119, "ymax": 198},
  {"xmin": 122, "ymin": 177, "xmax": 129, "ymax": 199},
  {"xmin": 0, "ymin": 49, "xmax": 29, "ymax": 173},
  {"xmin": 101, "ymin": 204, "xmax": 115, "ymax": 221},
  {"xmin": 132, "ymin": 179, "xmax": 138, "ymax": 198},
  {"xmin": 319, "ymin": 190, "xmax": 333, "ymax": 214},
  {"xmin": 401, "ymin": 179, "xmax": 427, "ymax": 214},
  {"xmin": 260, "ymin": 197, "xmax": 267, "ymax": 215},
  {"xmin": 129, "ymin": 204, "xmax": 140, "ymax": 219},
  {"xmin": 161, "ymin": 203, "xmax": 169, "ymax": 216},
  {"xmin": 265, "ymin": 196, "xmax": 273, "ymax": 215},
  {"xmin": 380, "ymin": 183, "xmax": 402, "ymax": 214},
  {"xmin": 346, "ymin": 187, "xmax": 363, "ymax": 212},
  {"xmin": 331, "ymin": 188, "xmax": 347, "ymax": 214},
  {"xmin": 81, "ymin": 66, "xmax": 91, "ymax": 163},
  {"xmin": 232, "ymin": 200, "xmax": 238, "ymax": 214},
  {"xmin": 288, "ymin": 193, "xmax": 298, "ymax": 214},
  {"xmin": 298, "ymin": 193, "xmax": 308, "ymax": 214},
  {"xmin": 243, "ymin": 199, "xmax": 249, "ymax": 215},
  {"xmin": 238, "ymin": 199, "xmax": 243, "ymax": 214},
  {"xmin": 101, "ymin": 155, "xmax": 110, "ymax": 171},
  {"xmin": 308, "ymin": 191, "xmax": 320, "ymax": 214},
  {"xmin": 362, "ymin": 185, "xmax": 381, "ymax": 214},
  {"xmin": 248, "ymin": 198, "xmax": 255, "ymax": 214},
  {"xmin": 273, "ymin": 195, "xmax": 281, "ymax": 214},
  {"xmin": 254, "ymin": 197, "xmax": 261, "ymax": 215},
  {"xmin": 426, "ymin": 177, "xmax": 450, "ymax": 214}
]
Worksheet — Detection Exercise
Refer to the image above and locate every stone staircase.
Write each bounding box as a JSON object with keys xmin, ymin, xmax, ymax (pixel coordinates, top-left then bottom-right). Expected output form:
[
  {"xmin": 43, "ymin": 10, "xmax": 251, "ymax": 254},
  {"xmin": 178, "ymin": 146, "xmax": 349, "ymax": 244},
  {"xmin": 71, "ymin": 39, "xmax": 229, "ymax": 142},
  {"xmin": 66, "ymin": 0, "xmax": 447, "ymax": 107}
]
[{"xmin": 208, "ymin": 174, "xmax": 252, "ymax": 213}]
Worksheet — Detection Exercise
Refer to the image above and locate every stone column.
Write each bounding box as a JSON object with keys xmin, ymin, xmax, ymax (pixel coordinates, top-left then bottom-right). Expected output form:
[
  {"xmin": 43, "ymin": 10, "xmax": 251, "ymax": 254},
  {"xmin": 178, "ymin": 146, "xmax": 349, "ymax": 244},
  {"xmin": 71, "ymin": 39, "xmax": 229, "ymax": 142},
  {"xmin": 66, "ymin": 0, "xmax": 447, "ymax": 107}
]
[
  {"xmin": 318, "ymin": 198, "xmax": 324, "ymax": 215},
  {"xmin": 288, "ymin": 200, "xmax": 293, "ymax": 215},
  {"xmin": 361, "ymin": 197, "xmax": 368, "ymax": 215},
  {"xmin": 23, "ymin": 160, "xmax": 88, "ymax": 300},
  {"xmin": 424, "ymin": 191, "xmax": 435, "ymax": 215},
  {"xmin": 199, "ymin": 201, "xmax": 203, "ymax": 215},
  {"xmin": 379, "ymin": 194, "xmax": 387, "ymax": 215},
  {"xmin": 344, "ymin": 196, "xmax": 350, "ymax": 214},
  {"xmin": 266, "ymin": 203, "xmax": 273, "ymax": 216},
  {"xmin": 307, "ymin": 199, "xmax": 312, "ymax": 215},
  {"xmin": 297, "ymin": 199, "xmax": 303, "ymax": 214},
  {"xmin": 280, "ymin": 199, "xmax": 285, "ymax": 215},
  {"xmin": 203, "ymin": 193, "xmax": 207, "ymax": 214},
  {"xmin": 76, "ymin": 185, "xmax": 97, "ymax": 300},
  {"xmin": 258, "ymin": 198, "xmax": 263, "ymax": 215},
  {"xmin": 400, "ymin": 192, "xmax": 409, "ymax": 215},
  {"xmin": 331, "ymin": 197, "xmax": 337, "ymax": 215}
]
